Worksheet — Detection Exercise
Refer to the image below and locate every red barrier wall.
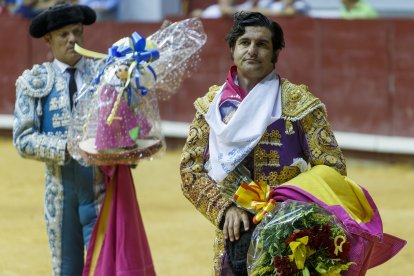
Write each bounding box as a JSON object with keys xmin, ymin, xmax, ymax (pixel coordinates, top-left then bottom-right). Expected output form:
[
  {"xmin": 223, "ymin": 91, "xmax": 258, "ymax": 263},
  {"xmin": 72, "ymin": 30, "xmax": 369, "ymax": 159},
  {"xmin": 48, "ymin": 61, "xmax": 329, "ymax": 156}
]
[{"xmin": 1, "ymin": 16, "xmax": 413, "ymax": 137}]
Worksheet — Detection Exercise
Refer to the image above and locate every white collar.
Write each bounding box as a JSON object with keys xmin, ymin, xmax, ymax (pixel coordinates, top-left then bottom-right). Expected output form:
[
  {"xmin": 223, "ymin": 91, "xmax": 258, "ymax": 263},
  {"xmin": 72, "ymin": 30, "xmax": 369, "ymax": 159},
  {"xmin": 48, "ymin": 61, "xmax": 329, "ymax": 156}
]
[{"xmin": 53, "ymin": 58, "xmax": 84, "ymax": 74}]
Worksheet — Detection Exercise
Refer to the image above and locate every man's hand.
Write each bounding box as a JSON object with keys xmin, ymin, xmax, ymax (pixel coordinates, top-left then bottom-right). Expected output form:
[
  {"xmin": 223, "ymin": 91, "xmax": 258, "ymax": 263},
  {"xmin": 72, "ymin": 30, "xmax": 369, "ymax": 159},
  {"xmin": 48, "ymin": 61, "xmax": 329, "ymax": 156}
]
[{"xmin": 223, "ymin": 205, "xmax": 250, "ymax": 242}]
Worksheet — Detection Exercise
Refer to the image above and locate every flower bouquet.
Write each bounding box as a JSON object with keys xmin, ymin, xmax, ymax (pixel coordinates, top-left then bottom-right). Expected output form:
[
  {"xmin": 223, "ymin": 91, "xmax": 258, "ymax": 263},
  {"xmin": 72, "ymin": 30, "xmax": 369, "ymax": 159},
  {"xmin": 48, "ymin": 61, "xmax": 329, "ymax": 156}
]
[
  {"xmin": 247, "ymin": 200, "xmax": 354, "ymax": 276},
  {"xmin": 220, "ymin": 165, "xmax": 355, "ymax": 276},
  {"xmin": 221, "ymin": 164, "xmax": 406, "ymax": 275}
]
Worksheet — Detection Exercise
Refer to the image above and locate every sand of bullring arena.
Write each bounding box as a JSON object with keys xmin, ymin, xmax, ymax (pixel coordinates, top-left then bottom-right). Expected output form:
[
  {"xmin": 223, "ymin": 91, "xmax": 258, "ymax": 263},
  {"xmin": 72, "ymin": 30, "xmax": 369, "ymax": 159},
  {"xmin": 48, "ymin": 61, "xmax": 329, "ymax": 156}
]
[{"xmin": 0, "ymin": 137, "xmax": 412, "ymax": 275}]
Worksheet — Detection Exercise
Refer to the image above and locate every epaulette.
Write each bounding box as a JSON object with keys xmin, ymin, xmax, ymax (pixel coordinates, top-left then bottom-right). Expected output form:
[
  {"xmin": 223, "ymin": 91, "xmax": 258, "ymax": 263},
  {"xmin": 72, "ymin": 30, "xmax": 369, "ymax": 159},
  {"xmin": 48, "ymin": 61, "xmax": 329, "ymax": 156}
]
[
  {"xmin": 281, "ymin": 79, "xmax": 325, "ymax": 121},
  {"xmin": 15, "ymin": 62, "xmax": 55, "ymax": 98},
  {"xmin": 194, "ymin": 84, "xmax": 222, "ymax": 114}
]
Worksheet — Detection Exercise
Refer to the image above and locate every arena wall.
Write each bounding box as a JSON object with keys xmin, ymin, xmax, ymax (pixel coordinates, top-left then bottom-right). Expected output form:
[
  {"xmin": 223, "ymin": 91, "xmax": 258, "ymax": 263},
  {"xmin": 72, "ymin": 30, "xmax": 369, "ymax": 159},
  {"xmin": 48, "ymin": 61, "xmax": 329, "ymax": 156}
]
[{"xmin": 1, "ymin": 16, "xmax": 413, "ymax": 151}]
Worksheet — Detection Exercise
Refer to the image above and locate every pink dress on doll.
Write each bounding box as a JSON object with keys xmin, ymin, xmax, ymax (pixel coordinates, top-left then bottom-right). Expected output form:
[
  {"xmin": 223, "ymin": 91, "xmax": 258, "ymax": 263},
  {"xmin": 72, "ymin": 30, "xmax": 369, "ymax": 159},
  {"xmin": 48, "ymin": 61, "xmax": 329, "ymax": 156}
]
[{"xmin": 95, "ymin": 85, "xmax": 151, "ymax": 151}]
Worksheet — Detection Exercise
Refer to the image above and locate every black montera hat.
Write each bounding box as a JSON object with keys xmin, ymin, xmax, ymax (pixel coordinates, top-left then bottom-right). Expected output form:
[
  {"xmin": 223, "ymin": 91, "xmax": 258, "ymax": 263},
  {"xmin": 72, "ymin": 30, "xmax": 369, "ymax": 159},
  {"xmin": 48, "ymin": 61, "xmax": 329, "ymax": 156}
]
[{"xmin": 29, "ymin": 3, "xmax": 96, "ymax": 38}]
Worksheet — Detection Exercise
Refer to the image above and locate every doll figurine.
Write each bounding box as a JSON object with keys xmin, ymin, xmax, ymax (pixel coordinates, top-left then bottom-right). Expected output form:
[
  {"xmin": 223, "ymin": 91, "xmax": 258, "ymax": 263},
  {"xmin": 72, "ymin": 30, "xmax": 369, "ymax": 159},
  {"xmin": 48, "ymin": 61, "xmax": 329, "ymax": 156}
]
[
  {"xmin": 94, "ymin": 62, "xmax": 151, "ymax": 152},
  {"xmin": 69, "ymin": 20, "xmax": 207, "ymax": 164}
]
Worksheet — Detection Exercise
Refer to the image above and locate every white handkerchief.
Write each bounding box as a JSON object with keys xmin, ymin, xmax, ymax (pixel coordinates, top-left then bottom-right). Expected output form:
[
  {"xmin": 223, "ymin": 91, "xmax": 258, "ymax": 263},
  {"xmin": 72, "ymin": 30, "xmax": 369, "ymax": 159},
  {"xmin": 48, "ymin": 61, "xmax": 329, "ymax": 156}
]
[{"xmin": 205, "ymin": 71, "xmax": 281, "ymax": 182}]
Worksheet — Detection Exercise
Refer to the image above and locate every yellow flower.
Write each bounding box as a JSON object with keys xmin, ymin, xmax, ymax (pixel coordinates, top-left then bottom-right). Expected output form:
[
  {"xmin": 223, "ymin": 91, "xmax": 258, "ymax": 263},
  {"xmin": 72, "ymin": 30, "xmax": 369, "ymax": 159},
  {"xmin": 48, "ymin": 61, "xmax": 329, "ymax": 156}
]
[
  {"xmin": 316, "ymin": 261, "xmax": 354, "ymax": 276},
  {"xmin": 288, "ymin": 236, "xmax": 315, "ymax": 270}
]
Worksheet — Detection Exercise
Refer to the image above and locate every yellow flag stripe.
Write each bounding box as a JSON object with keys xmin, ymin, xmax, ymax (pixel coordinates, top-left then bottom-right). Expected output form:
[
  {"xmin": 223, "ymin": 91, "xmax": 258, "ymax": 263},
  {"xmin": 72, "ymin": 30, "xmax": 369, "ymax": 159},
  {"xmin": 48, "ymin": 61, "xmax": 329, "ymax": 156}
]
[{"xmin": 89, "ymin": 177, "xmax": 114, "ymax": 275}]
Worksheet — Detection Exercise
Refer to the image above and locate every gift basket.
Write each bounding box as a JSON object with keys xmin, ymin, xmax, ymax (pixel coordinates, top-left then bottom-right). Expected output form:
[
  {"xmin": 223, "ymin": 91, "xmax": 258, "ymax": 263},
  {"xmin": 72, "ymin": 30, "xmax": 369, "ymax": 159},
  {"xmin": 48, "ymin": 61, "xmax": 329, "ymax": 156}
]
[
  {"xmin": 247, "ymin": 200, "xmax": 353, "ymax": 276},
  {"xmin": 67, "ymin": 18, "xmax": 207, "ymax": 166}
]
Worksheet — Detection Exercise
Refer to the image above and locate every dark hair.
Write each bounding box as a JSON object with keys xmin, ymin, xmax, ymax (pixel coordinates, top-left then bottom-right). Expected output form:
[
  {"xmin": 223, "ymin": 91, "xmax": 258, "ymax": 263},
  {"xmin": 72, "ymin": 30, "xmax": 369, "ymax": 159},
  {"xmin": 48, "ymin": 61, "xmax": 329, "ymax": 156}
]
[{"xmin": 225, "ymin": 11, "xmax": 285, "ymax": 62}]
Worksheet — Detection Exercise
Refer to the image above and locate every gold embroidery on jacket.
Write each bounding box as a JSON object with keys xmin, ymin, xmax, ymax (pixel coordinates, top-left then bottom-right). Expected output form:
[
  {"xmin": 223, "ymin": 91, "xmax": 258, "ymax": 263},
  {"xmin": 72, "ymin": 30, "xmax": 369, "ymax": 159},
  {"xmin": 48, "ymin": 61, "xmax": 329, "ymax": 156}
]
[
  {"xmin": 254, "ymin": 147, "xmax": 280, "ymax": 168},
  {"xmin": 180, "ymin": 101, "xmax": 233, "ymax": 275},
  {"xmin": 285, "ymin": 120, "xmax": 295, "ymax": 135},
  {"xmin": 281, "ymin": 80, "xmax": 324, "ymax": 121},
  {"xmin": 255, "ymin": 165, "xmax": 301, "ymax": 186},
  {"xmin": 301, "ymin": 108, "xmax": 347, "ymax": 175}
]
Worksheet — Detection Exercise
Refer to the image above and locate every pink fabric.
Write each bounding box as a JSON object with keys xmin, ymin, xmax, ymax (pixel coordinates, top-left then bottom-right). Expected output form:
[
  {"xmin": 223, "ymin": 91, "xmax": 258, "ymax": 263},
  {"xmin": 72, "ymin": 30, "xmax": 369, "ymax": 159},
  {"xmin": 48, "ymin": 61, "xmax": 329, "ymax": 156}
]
[
  {"xmin": 83, "ymin": 165, "xmax": 156, "ymax": 276},
  {"xmin": 95, "ymin": 87, "xmax": 151, "ymax": 151},
  {"xmin": 273, "ymin": 185, "xmax": 406, "ymax": 275},
  {"xmin": 219, "ymin": 66, "xmax": 248, "ymax": 105}
]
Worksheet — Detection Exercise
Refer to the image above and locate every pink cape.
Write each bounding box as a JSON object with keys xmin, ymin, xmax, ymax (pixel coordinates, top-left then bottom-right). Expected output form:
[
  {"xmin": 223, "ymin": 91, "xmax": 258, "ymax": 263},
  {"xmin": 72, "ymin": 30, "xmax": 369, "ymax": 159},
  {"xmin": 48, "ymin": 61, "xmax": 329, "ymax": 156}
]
[{"xmin": 83, "ymin": 165, "xmax": 156, "ymax": 276}]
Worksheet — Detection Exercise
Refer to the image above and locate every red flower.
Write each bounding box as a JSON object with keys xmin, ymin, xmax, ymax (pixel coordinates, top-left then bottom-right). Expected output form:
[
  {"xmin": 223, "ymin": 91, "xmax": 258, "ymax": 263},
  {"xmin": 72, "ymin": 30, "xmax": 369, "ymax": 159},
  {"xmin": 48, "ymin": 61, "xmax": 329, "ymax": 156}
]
[
  {"xmin": 341, "ymin": 240, "xmax": 351, "ymax": 259},
  {"xmin": 274, "ymin": 255, "xmax": 299, "ymax": 275},
  {"xmin": 285, "ymin": 229, "xmax": 311, "ymax": 245},
  {"xmin": 306, "ymin": 224, "xmax": 332, "ymax": 250}
]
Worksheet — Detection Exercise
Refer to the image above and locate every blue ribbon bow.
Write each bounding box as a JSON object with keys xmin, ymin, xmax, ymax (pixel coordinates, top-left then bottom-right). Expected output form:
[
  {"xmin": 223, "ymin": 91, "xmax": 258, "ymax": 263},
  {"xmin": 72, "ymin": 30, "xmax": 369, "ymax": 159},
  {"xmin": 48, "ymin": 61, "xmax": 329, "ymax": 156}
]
[{"xmin": 95, "ymin": 32, "xmax": 160, "ymax": 97}]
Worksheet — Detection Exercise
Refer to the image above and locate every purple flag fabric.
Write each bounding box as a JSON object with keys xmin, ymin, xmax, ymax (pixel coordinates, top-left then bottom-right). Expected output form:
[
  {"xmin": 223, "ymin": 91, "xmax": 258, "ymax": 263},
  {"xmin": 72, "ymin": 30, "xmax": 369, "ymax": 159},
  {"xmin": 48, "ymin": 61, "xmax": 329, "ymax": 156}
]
[
  {"xmin": 273, "ymin": 170, "xmax": 406, "ymax": 275},
  {"xmin": 83, "ymin": 165, "xmax": 156, "ymax": 276}
]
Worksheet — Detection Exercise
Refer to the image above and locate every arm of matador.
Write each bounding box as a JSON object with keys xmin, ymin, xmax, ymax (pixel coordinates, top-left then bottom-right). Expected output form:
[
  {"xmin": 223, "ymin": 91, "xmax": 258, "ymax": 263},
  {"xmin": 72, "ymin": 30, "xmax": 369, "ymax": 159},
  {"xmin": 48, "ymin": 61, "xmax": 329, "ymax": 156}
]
[
  {"xmin": 13, "ymin": 87, "xmax": 67, "ymax": 165},
  {"xmin": 180, "ymin": 111, "xmax": 233, "ymax": 228},
  {"xmin": 300, "ymin": 107, "xmax": 347, "ymax": 176}
]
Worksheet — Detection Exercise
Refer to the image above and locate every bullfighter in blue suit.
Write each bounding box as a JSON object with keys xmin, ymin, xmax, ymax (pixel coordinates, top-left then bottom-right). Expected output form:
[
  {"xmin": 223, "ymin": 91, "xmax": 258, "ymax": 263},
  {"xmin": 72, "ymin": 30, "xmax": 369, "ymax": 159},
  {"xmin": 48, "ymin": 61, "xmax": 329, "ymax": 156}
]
[{"xmin": 13, "ymin": 3, "xmax": 105, "ymax": 275}]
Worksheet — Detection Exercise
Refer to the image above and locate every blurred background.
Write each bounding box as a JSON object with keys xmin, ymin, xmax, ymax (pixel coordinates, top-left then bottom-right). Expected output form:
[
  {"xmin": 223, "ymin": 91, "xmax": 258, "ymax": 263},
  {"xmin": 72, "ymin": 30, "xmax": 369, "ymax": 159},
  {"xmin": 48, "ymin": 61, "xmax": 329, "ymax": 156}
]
[
  {"xmin": 1, "ymin": 0, "xmax": 414, "ymax": 153},
  {"xmin": 0, "ymin": 0, "xmax": 413, "ymax": 275}
]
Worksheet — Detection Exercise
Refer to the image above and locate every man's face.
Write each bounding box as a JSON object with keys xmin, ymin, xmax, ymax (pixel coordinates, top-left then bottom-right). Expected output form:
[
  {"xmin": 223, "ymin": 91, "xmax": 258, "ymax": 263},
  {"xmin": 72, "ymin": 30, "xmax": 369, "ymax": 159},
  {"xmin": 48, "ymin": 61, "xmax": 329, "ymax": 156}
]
[
  {"xmin": 45, "ymin": 23, "xmax": 84, "ymax": 66},
  {"xmin": 231, "ymin": 26, "xmax": 275, "ymax": 84}
]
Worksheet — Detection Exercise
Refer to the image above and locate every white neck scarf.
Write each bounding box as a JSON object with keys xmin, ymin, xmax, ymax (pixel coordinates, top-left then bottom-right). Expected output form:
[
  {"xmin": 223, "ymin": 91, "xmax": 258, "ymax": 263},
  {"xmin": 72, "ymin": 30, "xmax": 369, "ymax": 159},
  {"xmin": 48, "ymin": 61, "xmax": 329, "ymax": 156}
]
[{"xmin": 205, "ymin": 71, "xmax": 281, "ymax": 182}]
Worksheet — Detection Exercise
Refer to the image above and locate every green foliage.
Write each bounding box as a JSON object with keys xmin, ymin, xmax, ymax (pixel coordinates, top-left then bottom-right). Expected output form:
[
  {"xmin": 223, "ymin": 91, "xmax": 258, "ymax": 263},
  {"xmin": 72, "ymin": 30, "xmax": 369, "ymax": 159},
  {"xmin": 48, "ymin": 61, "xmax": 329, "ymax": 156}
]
[{"xmin": 248, "ymin": 200, "xmax": 352, "ymax": 275}]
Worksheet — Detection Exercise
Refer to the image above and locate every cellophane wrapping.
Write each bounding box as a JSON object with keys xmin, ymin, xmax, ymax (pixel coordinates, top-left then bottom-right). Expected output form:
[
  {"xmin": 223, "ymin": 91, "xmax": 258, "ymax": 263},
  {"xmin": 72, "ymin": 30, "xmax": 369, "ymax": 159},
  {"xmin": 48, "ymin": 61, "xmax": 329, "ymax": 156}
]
[
  {"xmin": 67, "ymin": 18, "xmax": 207, "ymax": 166},
  {"xmin": 247, "ymin": 200, "xmax": 354, "ymax": 276},
  {"xmin": 149, "ymin": 17, "xmax": 207, "ymax": 100}
]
